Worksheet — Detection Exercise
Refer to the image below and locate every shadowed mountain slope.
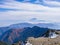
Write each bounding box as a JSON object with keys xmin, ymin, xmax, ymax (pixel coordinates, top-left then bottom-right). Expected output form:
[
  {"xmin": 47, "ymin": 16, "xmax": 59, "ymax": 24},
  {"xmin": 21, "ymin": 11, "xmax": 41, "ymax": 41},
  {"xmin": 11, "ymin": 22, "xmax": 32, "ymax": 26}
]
[{"xmin": 0, "ymin": 26, "xmax": 49, "ymax": 44}]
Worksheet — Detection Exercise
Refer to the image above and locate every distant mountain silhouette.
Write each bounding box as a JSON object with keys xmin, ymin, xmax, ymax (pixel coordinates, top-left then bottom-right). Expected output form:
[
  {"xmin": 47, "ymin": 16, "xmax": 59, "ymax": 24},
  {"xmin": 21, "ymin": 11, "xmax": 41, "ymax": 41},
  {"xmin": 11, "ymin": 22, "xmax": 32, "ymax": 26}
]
[
  {"xmin": 0, "ymin": 26, "xmax": 49, "ymax": 44},
  {"xmin": 0, "ymin": 27, "xmax": 10, "ymax": 36},
  {"xmin": 9, "ymin": 23, "xmax": 56, "ymax": 29},
  {"xmin": 0, "ymin": 23, "xmax": 55, "ymax": 35},
  {"xmin": 9, "ymin": 23, "xmax": 35, "ymax": 29}
]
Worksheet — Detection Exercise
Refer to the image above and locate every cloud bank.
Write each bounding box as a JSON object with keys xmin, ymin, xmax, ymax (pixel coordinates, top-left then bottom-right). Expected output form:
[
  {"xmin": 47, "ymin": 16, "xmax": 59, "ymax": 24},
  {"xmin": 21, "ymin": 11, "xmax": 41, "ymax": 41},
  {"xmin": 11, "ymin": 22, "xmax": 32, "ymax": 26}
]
[{"xmin": 0, "ymin": 0, "xmax": 60, "ymax": 27}]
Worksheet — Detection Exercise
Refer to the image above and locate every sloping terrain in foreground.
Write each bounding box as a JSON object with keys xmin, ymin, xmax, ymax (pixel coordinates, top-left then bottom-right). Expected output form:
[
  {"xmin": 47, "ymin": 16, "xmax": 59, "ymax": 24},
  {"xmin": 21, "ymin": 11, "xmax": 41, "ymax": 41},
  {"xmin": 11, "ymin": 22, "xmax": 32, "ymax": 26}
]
[{"xmin": 27, "ymin": 36, "xmax": 60, "ymax": 45}]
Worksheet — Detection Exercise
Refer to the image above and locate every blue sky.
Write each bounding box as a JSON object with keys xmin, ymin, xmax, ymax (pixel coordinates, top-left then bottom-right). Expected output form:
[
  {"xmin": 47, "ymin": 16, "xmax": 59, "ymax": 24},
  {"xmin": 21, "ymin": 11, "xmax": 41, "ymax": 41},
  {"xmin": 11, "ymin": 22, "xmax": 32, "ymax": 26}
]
[{"xmin": 0, "ymin": 0, "xmax": 60, "ymax": 27}]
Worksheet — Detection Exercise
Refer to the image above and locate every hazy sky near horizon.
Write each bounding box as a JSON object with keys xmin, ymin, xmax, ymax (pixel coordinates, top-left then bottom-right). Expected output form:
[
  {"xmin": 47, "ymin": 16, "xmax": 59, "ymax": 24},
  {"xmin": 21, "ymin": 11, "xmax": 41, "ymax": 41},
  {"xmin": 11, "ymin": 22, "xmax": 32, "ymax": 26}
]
[{"xmin": 0, "ymin": 0, "xmax": 60, "ymax": 27}]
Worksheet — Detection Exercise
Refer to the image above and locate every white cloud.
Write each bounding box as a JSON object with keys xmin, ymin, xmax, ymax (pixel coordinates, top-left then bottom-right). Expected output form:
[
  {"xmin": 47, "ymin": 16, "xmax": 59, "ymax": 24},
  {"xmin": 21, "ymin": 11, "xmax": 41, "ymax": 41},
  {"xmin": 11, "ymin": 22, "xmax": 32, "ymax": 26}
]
[
  {"xmin": 0, "ymin": 0, "xmax": 60, "ymax": 27},
  {"xmin": 43, "ymin": 0, "xmax": 60, "ymax": 7},
  {"xmin": 0, "ymin": 1, "xmax": 60, "ymax": 12},
  {"xmin": 0, "ymin": 2, "xmax": 46, "ymax": 11}
]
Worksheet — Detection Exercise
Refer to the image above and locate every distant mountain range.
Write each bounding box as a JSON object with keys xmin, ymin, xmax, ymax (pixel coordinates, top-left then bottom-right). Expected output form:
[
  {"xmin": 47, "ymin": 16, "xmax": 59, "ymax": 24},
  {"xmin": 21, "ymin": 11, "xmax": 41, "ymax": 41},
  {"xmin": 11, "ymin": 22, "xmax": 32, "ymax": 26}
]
[
  {"xmin": 0, "ymin": 23, "xmax": 60, "ymax": 44},
  {"xmin": 0, "ymin": 23, "xmax": 56, "ymax": 35},
  {"xmin": 0, "ymin": 26, "xmax": 49, "ymax": 43},
  {"xmin": 9, "ymin": 23, "xmax": 57, "ymax": 29}
]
